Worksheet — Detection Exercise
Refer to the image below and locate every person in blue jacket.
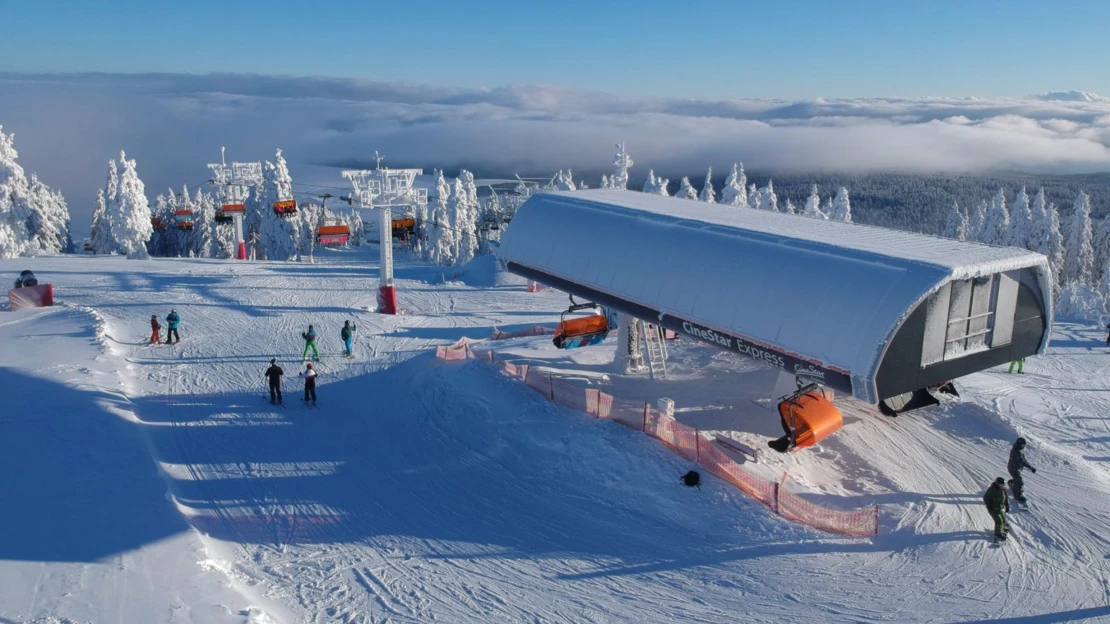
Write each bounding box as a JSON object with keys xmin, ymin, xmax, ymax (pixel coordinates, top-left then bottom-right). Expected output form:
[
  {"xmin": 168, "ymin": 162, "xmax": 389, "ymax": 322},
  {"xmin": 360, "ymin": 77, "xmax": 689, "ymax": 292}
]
[
  {"xmin": 165, "ymin": 309, "xmax": 181, "ymax": 344},
  {"xmin": 340, "ymin": 320, "xmax": 356, "ymax": 358}
]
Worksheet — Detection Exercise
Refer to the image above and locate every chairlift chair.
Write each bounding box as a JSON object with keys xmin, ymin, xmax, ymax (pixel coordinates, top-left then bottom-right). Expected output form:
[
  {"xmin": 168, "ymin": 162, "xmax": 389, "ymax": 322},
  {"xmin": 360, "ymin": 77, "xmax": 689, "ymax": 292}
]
[
  {"xmin": 173, "ymin": 210, "xmax": 194, "ymax": 230},
  {"xmin": 316, "ymin": 223, "xmax": 351, "ymax": 247},
  {"xmin": 216, "ymin": 203, "xmax": 245, "ymax": 225},
  {"xmin": 391, "ymin": 217, "xmax": 416, "ymax": 239},
  {"xmin": 273, "ymin": 199, "xmax": 297, "ymax": 217},
  {"xmin": 552, "ymin": 296, "xmax": 610, "ymax": 349},
  {"xmin": 151, "ymin": 217, "xmax": 167, "ymax": 232},
  {"xmin": 769, "ymin": 381, "xmax": 843, "ymax": 453}
]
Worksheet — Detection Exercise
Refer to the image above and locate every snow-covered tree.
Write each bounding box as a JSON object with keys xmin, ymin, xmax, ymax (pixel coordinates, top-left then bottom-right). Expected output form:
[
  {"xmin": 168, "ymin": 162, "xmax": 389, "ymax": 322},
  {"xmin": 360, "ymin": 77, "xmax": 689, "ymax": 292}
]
[
  {"xmin": 89, "ymin": 187, "xmax": 115, "ymax": 255},
  {"xmin": 255, "ymin": 149, "xmax": 300, "ymax": 261},
  {"xmin": 719, "ymin": 163, "xmax": 748, "ymax": 208},
  {"xmin": 600, "ymin": 174, "xmax": 611, "ymax": 189},
  {"xmin": 643, "ymin": 170, "xmax": 669, "ymax": 196},
  {"xmin": 829, "ymin": 187, "xmax": 852, "ymax": 223},
  {"xmin": 758, "ymin": 180, "xmax": 779, "ymax": 212},
  {"xmin": 747, "ymin": 184, "xmax": 761, "ymax": 210},
  {"xmin": 1055, "ymin": 281, "xmax": 1104, "ymax": 321},
  {"xmin": 941, "ymin": 201, "xmax": 969, "ymax": 241},
  {"xmin": 642, "ymin": 170, "xmax": 657, "ymax": 194},
  {"xmin": 211, "ymin": 190, "xmax": 236, "ymax": 259},
  {"xmin": 1043, "ymin": 203, "xmax": 1066, "ymax": 293},
  {"xmin": 297, "ymin": 201, "xmax": 325, "ymax": 259},
  {"xmin": 610, "ymin": 142, "xmax": 632, "ymax": 190},
  {"xmin": 184, "ymin": 185, "xmax": 214, "ymax": 258},
  {"xmin": 480, "ymin": 187, "xmax": 503, "ymax": 254},
  {"xmin": 347, "ymin": 206, "xmax": 365, "ymax": 246},
  {"xmin": 1063, "ymin": 190, "xmax": 1095, "ymax": 286},
  {"xmin": 1005, "ymin": 186, "xmax": 1032, "ymax": 248},
  {"xmin": 109, "ymin": 151, "xmax": 153, "ymax": 259},
  {"xmin": 425, "ymin": 170, "xmax": 457, "ymax": 266},
  {"xmin": 0, "ymin": 126, "xmax": 72, "ymax": 256},
  {"xmin": 676, "ymin": 176, "xmax": 698, "ymax": 200},
  {"xmin": 802, "ymin": 185, "xmax": 825, "ymax": 219},
  {"xmin": 698, "ymin": 168, "xmax": 716, "ymax": 203},
  {"xmin": 968, "ymin": 199, "xmax": 987, "ymax": 241},
  {"xmin": 553, "ymin": 169, "xmax": 577, "ymax": 191},
  {"xmin": 784, "ymin": 198, "xmax": 797, "ymax": 215},
  {"xmin": 978, "ymin": 188, "xmax": 1009, "ymax": 246},
  {"xmin": 456, "ymin": 170, "xmax": 481, "ymax": 263}
]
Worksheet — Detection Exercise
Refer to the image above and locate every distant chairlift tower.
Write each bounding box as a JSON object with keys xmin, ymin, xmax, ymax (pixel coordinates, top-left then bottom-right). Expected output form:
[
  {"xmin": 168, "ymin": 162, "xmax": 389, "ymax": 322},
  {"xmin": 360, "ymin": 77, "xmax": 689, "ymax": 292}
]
[
  {"xmin": 342, "ymin": 153, "xmax": 428, "ymax": 314},
  {"xmin": 208, "ymin": 147, "xmax": 263, "ymax": 260}
]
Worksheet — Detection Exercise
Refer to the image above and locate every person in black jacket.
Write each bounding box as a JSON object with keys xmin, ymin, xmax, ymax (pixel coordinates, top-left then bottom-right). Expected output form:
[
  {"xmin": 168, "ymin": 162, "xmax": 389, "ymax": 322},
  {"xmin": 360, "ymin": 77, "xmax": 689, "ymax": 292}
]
[
  {"xmin": 264, "ymin": 359, "xmax": 284, "ymax": 404},
  {"xmin": 1008, "ymin": 437, "xmax": 1037, "ymax": 506},
  {"xmin": 983, "ymin": 477, "xmax": 1009, "ymax": 541}
]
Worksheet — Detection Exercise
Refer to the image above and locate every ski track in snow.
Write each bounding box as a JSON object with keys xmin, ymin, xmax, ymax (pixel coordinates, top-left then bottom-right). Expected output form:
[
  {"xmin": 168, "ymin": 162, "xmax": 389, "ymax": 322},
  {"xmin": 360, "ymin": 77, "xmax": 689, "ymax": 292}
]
[{"xmin": 3, "ymin": 248, "xmax": 1110, "ymax": 623}]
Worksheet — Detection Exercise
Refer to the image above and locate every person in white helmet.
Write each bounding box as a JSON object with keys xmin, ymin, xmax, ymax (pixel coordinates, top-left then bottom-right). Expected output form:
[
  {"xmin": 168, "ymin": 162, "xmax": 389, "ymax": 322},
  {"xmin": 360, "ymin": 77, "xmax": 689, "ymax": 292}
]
[{"xmin": 300, "ymin": 362, "xmax": 317, "ymax": 405}]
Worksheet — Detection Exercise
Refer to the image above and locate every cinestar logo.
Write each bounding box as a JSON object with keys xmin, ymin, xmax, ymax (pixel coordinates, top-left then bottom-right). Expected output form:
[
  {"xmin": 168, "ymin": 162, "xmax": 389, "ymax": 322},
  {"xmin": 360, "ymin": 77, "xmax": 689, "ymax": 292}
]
[
  {"xmin": 794, "ymin": 363, "xmax": 826, "ymax": 380},
  {"xmin": 682, "ymin": 321, "xmax": 733, "ymax": 348}
]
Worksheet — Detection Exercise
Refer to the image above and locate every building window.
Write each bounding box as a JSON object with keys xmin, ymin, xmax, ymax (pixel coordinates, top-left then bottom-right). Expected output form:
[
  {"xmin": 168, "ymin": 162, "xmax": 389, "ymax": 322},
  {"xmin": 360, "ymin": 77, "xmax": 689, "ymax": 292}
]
[{"xmin": 920, "ymin": 271, "xmax": 1019, "ymax": 367}]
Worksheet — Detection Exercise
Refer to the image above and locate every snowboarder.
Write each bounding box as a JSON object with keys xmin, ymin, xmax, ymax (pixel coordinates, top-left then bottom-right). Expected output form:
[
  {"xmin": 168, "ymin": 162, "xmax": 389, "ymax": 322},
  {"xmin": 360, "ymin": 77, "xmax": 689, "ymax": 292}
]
[
  {"xmin": 265, "ymin": 359, "xmax": 284, "ymax": 404},
  {"xmin": 1008, "ymin": 358, "xmax": 1025, "ymax": 374},
  {"xmin": 340, "ymin": 320, "xmax": 356, "ymax": 358},
  {"xmin": 149, "ymin": 314, "xmax": 161, "ymax": 344},
  {"xmin": 13, "ymin": 270, "xmax": 38, "ymax": 289},
  {"xmin": 165, "ymin": 309, "xmax": 181, "ymax": 344},
  {"xmin": 301, "ymin": 362, "xmax": 317, "ymax": 404},
  {"xmin": 983, "ymin": 477, "xmax": 1009, "ymax": 542},
  {"xmin": 302, "ymin": 325, "xmax": 319, "ymax": 362},
  {"xmin": 1008, "ymin": 437, "xmax": 1037, "ymax": 507}
]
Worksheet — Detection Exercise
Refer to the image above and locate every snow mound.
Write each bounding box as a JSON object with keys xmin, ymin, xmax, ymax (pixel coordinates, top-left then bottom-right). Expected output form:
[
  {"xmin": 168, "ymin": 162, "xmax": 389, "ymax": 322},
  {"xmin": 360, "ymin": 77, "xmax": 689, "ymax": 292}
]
[
  {"xmin": 456, "ymin": 253, "xmax": 526, "ymax": 287},
  {"xmin": 1032, "ymin": 90, "xmax": 1107, "ymax": 102}
]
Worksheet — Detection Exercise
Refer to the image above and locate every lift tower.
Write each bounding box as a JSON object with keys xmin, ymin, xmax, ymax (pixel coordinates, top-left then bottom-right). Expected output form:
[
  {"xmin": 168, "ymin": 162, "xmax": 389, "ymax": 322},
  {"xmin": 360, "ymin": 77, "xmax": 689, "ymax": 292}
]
[{"xmin": 208, "ymin": 147, "xmax": 262, "ymax": 260}]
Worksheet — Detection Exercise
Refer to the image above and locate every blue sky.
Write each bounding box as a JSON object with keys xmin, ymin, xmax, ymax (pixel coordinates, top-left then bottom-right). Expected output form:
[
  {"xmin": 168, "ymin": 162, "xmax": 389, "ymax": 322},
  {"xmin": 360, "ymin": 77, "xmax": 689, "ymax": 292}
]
[{"xmin": 2, "ymin": 0, "xmax": 1108, "ymax": 99}]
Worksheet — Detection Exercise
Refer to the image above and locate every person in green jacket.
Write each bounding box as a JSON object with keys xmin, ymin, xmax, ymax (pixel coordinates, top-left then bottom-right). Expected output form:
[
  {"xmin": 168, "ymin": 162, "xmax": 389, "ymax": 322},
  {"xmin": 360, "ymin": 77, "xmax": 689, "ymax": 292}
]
[
  {"xmin": 302, "ymin": 325, "xmax": 319, "ymax": 362},
  {"xmin": 983, "ymin": 477, "xmax": 1009, "ymax": 541}
]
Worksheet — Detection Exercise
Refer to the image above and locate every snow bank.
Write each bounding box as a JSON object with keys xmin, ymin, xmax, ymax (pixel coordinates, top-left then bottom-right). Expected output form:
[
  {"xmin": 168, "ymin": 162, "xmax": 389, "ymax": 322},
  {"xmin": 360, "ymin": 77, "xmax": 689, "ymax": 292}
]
[{"xmin": 456, "ymin": 253, "xmax": 526, "ymax": 288}]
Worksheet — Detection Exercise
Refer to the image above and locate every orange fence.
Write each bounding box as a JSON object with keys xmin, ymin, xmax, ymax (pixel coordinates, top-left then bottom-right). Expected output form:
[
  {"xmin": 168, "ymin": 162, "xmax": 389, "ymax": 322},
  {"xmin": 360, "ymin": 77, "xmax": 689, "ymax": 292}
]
[{"xmin": 436, "ymin": 339, "xmax": 878, "ymax": 537}]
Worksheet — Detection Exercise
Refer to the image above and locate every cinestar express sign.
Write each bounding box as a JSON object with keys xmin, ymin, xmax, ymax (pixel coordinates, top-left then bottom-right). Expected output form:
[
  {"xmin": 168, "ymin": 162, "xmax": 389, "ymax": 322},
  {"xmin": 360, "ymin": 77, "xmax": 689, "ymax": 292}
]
[
  {"xmin": 660, "ymin": 317, "xmax": 852, "ymax": 395},
  {"xmin": 503, "ymin": 261, "xmax": 855, "ymax": 395}
]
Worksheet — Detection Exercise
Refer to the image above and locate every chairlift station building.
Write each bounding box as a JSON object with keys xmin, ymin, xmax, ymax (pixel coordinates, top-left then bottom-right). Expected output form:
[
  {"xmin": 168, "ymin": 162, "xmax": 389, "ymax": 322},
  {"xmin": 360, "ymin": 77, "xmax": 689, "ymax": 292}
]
[{"xmin": 498, "ymin": 190, "xmax": 1052, "ymax": 406}]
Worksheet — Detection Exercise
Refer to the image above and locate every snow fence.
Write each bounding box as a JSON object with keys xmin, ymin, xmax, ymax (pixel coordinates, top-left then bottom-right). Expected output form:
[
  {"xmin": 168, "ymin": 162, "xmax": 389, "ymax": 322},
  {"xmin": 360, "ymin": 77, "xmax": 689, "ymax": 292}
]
[{"xmin": 436, "ymin": 339, "xmax": 879, "ymax": 538}]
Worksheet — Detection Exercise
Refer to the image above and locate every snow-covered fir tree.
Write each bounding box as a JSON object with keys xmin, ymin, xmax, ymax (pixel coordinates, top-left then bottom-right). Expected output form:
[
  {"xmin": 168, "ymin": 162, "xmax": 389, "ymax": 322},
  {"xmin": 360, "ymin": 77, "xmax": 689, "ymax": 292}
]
[
  {"xmin": 110, "ymin": 151, "xmax": 153, "ymax": 259},
  {"xmin": 425, "ymin": 170, "xmax": 457, "ymax": 266},
  {"xmin": 255, "ymin": 150, "xmax": 300, "ymax": 261},
  {"xmin": 1043, "ymin": 203, "xmax": 1066, "ymax": 293},
  {"xmin": 297, "ymin": 201, "xmax": 324, "ymax": 260},
  {"xmin": 978, "ymin": 188, "xmax": 1009, "ymax": 246},
  {"xmin": 1063, "ymin": 190, "xmax": 1095, "ymax": 286},
  {"xmin": 829, "ymin": 187, "xmax": 852, "ymax": 223},
  {"xmin": 747, "ymin": 184, "xmax": 761, "ymax": 210},
  {"xmin": 968, "ymin": 199, "xmax": 987, "ymax": 241},
  {"xmin": 457, "ymin": 170, "xmax": 481, "ymax": 263},
  {"xmin": 552, "ymin": 170, "xmax": 577, "ymax": 191},
  {"xmin": 347, "ymin": 206, "xmax": 365, "ymax": 246},
  {"xmin": 643, "ymin": 170, "xmax": 669, "ymax": 196},
  {"xmin": 802, "ymin": 185, "xmax": 825, "ymax": 219},
  {"xmin": 0, "ymin": 126, "xmax": 72, "ymax": 256},
  {"xmin": 1055, "ymin": 281, "xmax": 1104, "ymax": 320},
  {"xmin": 610, "ymin": 142, "xmax": 632, "ymax": 190},
  {"xmin": 699, "ymin": 168, "xmax": 716, "ymax": 203},
  {"xmin": 784, "ymin": 198, "xmax": 797, "ymax": 215},
  {"xmin": 758, "ymin": 181, "xmax": 779, "ymax": 212},
  {"xmin": 642, "ymin": 171, "xmax": 657, "ymax": 194},
  {"xmin": 941, "ymin": 201, "xmax": 969, "ymax": 241},
  {"xmin": 185, "ymin": 185, "xmax": 214, "ymax": 258},
  {"xmin": 676, "ymin": 176, "xmax": 698, "ymax": 200},
  {"xmin": 89, "ymin": 187, "xmax": 115, "ymax": 255},
  {"xmin": 600, "ymin": 174, "xmax": 611, "ymax": 189},
  {"xmin": 480, "ymin": 187, "xmax": 503, "ymax": 254},
  {"xmin": 1005, "ymin": 186, "xmax": 1032, "ymax": 248},
  {"xmin": 211, "ymin": 191, "xmax": 236, "ymax": 259},
  {"xmin": 719, "ymin": 163, "xmax": 747, "ymax": 207}
]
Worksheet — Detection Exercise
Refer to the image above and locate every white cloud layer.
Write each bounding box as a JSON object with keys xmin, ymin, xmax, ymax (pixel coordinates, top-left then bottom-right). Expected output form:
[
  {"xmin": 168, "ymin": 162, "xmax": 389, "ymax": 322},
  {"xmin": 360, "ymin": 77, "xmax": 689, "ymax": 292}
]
[{"xmin": 1, "ymin": 73, "xmax": 1109, "ymax": 227}]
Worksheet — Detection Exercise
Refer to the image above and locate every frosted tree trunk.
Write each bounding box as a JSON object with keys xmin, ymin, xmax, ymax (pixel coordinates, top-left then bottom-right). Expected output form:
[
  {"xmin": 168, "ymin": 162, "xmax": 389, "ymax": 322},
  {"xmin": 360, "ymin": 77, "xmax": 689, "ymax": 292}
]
[{"xmin": 615, "ymin": 314, "xmax": 645, "ymax": 373}]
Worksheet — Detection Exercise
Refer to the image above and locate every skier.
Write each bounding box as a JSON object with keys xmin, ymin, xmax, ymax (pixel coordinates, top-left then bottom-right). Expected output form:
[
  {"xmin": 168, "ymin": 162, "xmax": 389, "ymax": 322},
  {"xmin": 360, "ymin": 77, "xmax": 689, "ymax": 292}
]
[
  {"xmin": 149, "ymin": 314, "xmax": 161, "ymax": 344},
  {"xmin": 265, "ymin": 359, "xmax": 284, "ymax": 405},
  {"xmin": 302, "ymin": 325, "xmax": 319, "ymax": 362},
  {"xmin": 1007, "ymin": 437, "xmax": 1037, "ymax": 507},
  {"xmin": 340, "ymin": 320, "xmax": 356, "ymax": 358},
  {"xmin": 983, "ymin": 477, "xmax": 1009, "ymax": 542},
  {"xmin": 300, "ymin": 362, "xmax": 317, "ymax": 405},
  {"xmin": 165, "ymin": 309, "xmax": 181, "ymax": 344},
  {"xmin": 1008, "ymin": 358, "xmax": 1025, "ymax": 374}
]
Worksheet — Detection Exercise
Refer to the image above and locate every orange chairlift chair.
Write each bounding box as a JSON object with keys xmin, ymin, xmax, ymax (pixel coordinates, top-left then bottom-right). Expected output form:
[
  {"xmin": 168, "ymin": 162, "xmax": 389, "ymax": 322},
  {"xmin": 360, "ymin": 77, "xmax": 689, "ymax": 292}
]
[
  {"xmin": 273, "ymin": 199, "xmax": 298, "ymax": 217},
  {"xmin": 316, "ymin": 223, "xmax": 351, "ymax": 246},
  {"xmin": 173, "ymin": 210, "xmax": 194, "ymax": 230},
  {"xmin": 552, "ymin": 296, "xmax": 610, "ymax": 349},
  {"xmin": 151, "ymin": 217, "xmax": 168, "ymax": 232},
  {"xmin": 768, "ymin": 381, "xmax": 843, "ymax": 453}
]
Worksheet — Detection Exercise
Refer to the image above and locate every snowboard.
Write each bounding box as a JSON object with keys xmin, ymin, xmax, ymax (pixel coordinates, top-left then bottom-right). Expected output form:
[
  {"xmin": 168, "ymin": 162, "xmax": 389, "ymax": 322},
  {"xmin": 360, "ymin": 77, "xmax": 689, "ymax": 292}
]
[{"xmin": 988, "ymin": 531, "xmax": 1009, "ymax": 547}]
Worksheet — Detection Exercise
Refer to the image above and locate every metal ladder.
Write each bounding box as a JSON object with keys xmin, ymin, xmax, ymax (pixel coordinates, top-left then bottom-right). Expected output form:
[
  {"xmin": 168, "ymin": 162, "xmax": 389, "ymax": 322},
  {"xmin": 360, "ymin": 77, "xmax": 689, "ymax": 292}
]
[{"xmin": 641, "ymin": 322, "xmax": 668, "ymax": 380}]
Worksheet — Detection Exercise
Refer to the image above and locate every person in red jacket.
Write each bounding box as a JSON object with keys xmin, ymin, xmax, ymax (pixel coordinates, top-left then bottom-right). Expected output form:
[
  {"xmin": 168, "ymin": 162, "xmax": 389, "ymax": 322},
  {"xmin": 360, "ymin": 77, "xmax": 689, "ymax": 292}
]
[{"xmin": 150, "ymin": 314, "xmax": 161, "ymax": 344}]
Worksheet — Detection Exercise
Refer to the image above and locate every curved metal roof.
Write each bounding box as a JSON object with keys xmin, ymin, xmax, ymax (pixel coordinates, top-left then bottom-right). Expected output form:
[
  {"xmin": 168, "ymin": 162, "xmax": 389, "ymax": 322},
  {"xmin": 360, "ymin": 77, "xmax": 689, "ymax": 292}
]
[{"xmin": 498, "ymin": 189, "xmax": 1052, "ymax": 403}]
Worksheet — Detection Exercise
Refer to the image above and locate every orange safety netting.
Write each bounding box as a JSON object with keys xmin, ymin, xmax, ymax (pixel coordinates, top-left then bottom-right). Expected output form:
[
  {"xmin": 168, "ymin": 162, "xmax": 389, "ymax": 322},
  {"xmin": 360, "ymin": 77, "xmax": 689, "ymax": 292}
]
[{"xmin": 435, "ymin": 342, "xmax": 879, "ymax": 537}]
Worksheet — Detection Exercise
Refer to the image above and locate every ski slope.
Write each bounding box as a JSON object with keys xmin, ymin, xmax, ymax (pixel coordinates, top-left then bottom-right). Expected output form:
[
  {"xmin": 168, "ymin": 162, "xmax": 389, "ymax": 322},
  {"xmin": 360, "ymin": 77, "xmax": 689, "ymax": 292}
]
[{"xmin": 1, "ymin": 246, "xmax": 1108, "ymax": 623}]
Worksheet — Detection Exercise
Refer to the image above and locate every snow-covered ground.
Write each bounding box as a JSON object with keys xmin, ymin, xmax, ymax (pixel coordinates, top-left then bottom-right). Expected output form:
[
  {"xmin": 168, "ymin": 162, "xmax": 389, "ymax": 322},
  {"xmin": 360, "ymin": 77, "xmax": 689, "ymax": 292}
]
[{"xmin": 1, "ymin": 245, "xmax": 1109, "ymax": 623}]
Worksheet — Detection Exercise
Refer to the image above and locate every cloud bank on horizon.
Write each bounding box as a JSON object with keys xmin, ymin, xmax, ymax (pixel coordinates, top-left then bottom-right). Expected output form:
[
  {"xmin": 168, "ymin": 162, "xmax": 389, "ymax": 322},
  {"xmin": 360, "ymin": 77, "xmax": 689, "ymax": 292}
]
[{"xmin": 1, "ymin": 72, "xmax": 1109, "ymax": 226}]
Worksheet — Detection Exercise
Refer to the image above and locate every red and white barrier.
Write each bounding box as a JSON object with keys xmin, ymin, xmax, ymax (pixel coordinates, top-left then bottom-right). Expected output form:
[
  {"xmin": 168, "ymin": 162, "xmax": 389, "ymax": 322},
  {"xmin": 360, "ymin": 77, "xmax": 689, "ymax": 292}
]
[
  {"xmin": 8, "ymin": 284, "xmax": 54, "ymax": 310},
  {"xmin": 434, "ymin": 341, "xmax": 879, "ymax": 538}
]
